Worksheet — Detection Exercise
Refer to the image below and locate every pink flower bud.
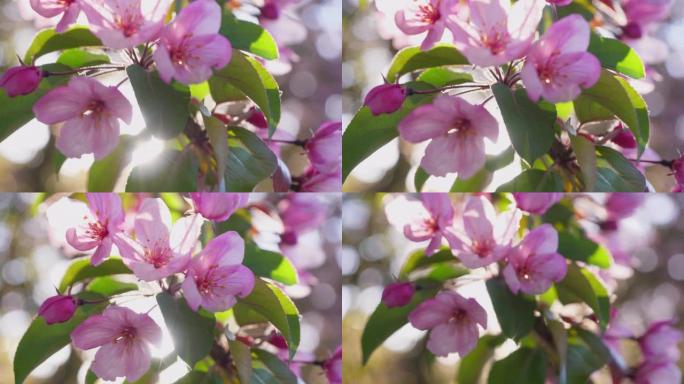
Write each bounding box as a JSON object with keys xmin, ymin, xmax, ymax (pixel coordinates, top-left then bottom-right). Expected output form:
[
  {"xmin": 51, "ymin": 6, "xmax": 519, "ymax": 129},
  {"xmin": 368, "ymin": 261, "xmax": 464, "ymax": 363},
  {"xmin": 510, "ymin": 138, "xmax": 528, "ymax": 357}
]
[
  {"xmin": 247, "ymin": 107, "xmax": 269, "ymax": 129},
  {"xmin": 513, "ymin": 193, "xmax": 563, "ymax": 215},
  {"xmin": 190, "ymin": 193, "xmax": 249, "ymax": 222},
  {"xmin": 622, "ymin": 22, "xmax": 644, "ymax": 39},
  {"xmin": 0, "ymin": 65, "xmax": 42, "ymax": 97},
  {"xmin": 363, "ymin": 84, "xmax": 407, "ymax": 115},
  {"xmin": 382, "ymin": 282, "xmax": 415, "ymax": 308},
  {"xmin": 612, "ymin": 124, "xmax": 638, "ymax": 149},
  {"xmin": 38, "ymin": 295, "xmax": 78, "ymax": 324},
  {"xmin": 267, "ymin": 331, "xmax": 289, "ymax": 350},
  {"xmin": 671, "ymin": 155, "xmax": 684, "ymax": 190},
  {"xmin": 261, "ymin": 3, "xmax": 280, "ymax": 20}
]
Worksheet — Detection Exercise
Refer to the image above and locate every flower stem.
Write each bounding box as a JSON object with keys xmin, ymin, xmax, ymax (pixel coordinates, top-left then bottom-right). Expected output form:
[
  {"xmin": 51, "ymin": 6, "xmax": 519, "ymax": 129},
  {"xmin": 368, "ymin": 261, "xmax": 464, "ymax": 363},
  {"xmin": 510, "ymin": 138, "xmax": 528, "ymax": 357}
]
[
  {"xmin": 267, "ymin": 138, "xmax": 307, "ymax": 147},
  {"xmin": 627, "ymin": 158, "xmax": 674, "ymax": 167},
  {"xmin": 408, "ymin": 83, "xmax": 489, "ymax": 95}
]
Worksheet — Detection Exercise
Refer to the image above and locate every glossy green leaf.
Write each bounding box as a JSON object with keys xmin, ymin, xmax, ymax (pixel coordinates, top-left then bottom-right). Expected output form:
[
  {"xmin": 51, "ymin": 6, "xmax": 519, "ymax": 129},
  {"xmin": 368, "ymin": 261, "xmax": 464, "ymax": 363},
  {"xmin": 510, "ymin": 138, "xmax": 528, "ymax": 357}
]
[
  {"xmin": 450, "ymin": 168, "xmax": 492, "ymax": 192},
  {"xmin": 570, "ymin": 135, "xmax": 597, "ymax": 191},
  {"xmin": 228, "ymin": 340, "xmax": 253, "ymax": 384},
  {"xmin": 416, "ymin": 68, "xmax": 473, "ymax": 87},
  {"xmin": 486, "ymin": 278, "xmax": 536, "ymax": 340},
  {"xmin": 156, "ymin": 292, "xmax": 216, "ymax": 366},
  {"xmin": 243, "ymin": 242, "xmax": 298, "ymax": 285},
  {"xmin": 556, "ymin": 264, "xmax": 610, "ymax": 330},
  {"xmin": 497, "ymin": 169, "xmax": 564, "ymax": 192},
  {"xmin": 492, "ymin": 83, "xmax": 556, "ymax": 163},
  {"xmin": 558, "ymin": 230, "xmax": 612, "ymax": 268},
  {"xmin": 386, "ymin": 44, "xmax": 468, "ymax": 82},
  {"xmin": 220, "ymin": 11, "xmax": 279, "ymax": 60},
  {"xmin": 235, "ymin": 279, "xmax": 300, "ymax": 358},
  {"xmin": 414, "ymin": 167, "xmax": 430, "ymax": 192},
  {"xmin": 398, "ymin": 248, "xmax": 456, "ymax": 279},
  {"xmin": 588, "ymin": 34, "xmax": 645, "ymax": 79},
  {"xmin": 87, "ymin": 135, "xmax": 133, "ymax": 191},
  {"xmin": 126, "ymin": 149, "xmax": 198, "ymax": 192},
  {"xmin": 127, "ymin": 65, "xmax": 190, "ymax": 138},
  {"xmin": 488, "ymin": 348, "xmax": 547, "ymax": 384},
  {"xmin": 566, "ymin": 328, "xmax": 611, "ymax": 384},
  {"xmin": 58, "ymin": 257, "xmax": 131, "ymax": 293},
  {"xmin": 457, "ymin": 334, "xmax": 506, "ymax": 384},
  {"xmin": 594, "ymin": 146, "xmax": 646, "ymax": 192},
  {"xmin": 225, "ymin": 127, "xmax": 278, "ymax": 191},
  {"xmin": 87, "ymin": 276, "xmax": 137, "ymax": 296},
  {"xmin": 205, "ymin": 116, "xmax": 229, "ymax": 188},
  {"xmin": 57, "ymin": 49, "xmax": 110, "ymax": 68},
  {"xmin": 253, "ymin": 349, "xmax": 298, "ymax": 384},
  {"xmin": 24, "ymin": 26, "xmax": 102, "ymax": 63}
]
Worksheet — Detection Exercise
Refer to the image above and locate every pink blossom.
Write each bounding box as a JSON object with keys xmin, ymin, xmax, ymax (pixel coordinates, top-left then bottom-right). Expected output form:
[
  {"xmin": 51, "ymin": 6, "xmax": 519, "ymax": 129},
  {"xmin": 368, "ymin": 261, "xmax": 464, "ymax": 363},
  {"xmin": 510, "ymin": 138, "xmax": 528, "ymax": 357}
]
[
  {"xmin": 395, "ymin": 0, "xmax": 460, "ymax": 50},
  {"xmin": 547, "ymin": 0, "xmax": 572, "ymax": 5},
  {"xmin": 502, "ymin": 224, "xmax": 567, "ymax": 294},
  {"xmin": 33, "ymin": 77, "xmax": 132, "ymax": 159},
  {"xmin": 298, "ymin": 166, "xmax": 341, "ymax": 192},
  {"xmin": 513, "ymin": 193, "xmax": 563, "ymax": 215},
  {"xmin": 30, "ymin": 0, "xmax": 81, "ymax": 32},
  {"xmin": 451, "ymin": 195, "xmax": 521, "ymax": 268},
  {"xmin": 364, "ymin": 83, "xmax": 407, "ymax": 115},
  {"xmin": 272, "ymin": 159, "xmax": 292, "ymax": 192},
  {"xmin": 38, "ymin": 295, "xmax": 77, "ymax": 324},
  {"xmin": 639, "ymin": 320, "xmax": 683, "ymax": 362},
  {"xmin": 65, "ymin": 193, "xmax": 126, "ymax": 266},
  {"xmin": 279, "ymin": 195, "xmax": 327, "ymax": 235},
  {"xmin": 447, "ymin": 0, "xmax": 545, "ymax": 66},
  {"xmin": 81, "ymin": 0, "xmax": 172, "ymax": 49},
  {"xmin": 306, "ymin": 121, "xmax": 342, "ymax": 172},
  {"xmin": 671, "ymin": 155, "xmax": 684, "ymax": 191},
  {"xmin": 382, "ymin": 282, "xmax": 415, "ymax": 308},
  {"xmin": 323, "ymin": 346, "xmax": 342, "ymax": 384},
  {"xmin": 622, "ymin": 0, "xmax": 672, "ymax": 28},
  {"xmin": 605, "ymin": 193, "xmax": 645, "ymax": 221},
  {"xmin": 611, "ymin": 124, "xmax": 638, "ymax": 149},
  {"xmin": 403, "ymin": 194, "xmax": 458, "ymax": 256},
  {"xmin": 71, "ymin": 306, "xmax": 162, "ymax": 382},
  {"xmin": 520, "ymin": 15, "xmax": 601, "ymax": 103},
  {"xmin": 634, "ymin": 360, "xmax": 682, "ymax": 384},
  {"xmin": 0, "ymin": 65, "xmax": 42, "ymax": 97},
  {"xmin": 117, "ymin": 198, "xmax": 202, "ymax": 281},
  {"xmin": 408, "ymin": 290, "xmax": 487, "ymax": 356},
  {"xmin": 182, "ymin": 231, "xmax": 255, "ymax": 312},
  {"xmin": 153, "ymin": 0, "xmax": 232, "ymax": 84},
  {"xmin": 398, "ymin": 95, "xmax": 498, "ymax": 178},
  {"xmin": 190, "ymin": 193, "xmax": 249, "ymax": 222}
]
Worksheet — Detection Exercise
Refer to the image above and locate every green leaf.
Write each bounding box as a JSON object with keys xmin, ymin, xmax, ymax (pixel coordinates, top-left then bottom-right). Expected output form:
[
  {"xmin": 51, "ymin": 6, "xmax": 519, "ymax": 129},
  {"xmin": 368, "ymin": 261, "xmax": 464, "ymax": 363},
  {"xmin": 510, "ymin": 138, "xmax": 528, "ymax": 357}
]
[
  {"xmin": 486, "ymin": 278, "xmax": 536, "ymax": 340},
  {"xmin": 58, "ymin": 257, "xmax": 131, "ymax": 293},
  {"xmin": 594, "ymin": 146, "xmax": 646, "ymax": 192},
  {"xmin": 398, "ymin": 248, "xmax": 455, "ymax": 279},
  {"xmin": 342, "ymin": 82, "xmax": 435, "ymax": 181},
  {"xmin": 492, "ymin": 83, "xmax": 557, "ymax": 164},
  {"xmin": 556, "ymin": 264, "xmax": 610, "ymax": 330},
  {"xmin": 485, "ymin": 147, "xmax": 516, "ymax": 171},
  {"xmin": 235, "ymin": 278, "xmax": 300, "ymax": 358},
  {"xmin": 570, "ymin": 135, "xmax": 597, "ymax": 191},
  {"xmin": 156, "ymin": 292, "xmax": 216, "ymax": 366},
  {"xmin": 558, "ymin": 230, "xmax": 612, "ymax": 268},
  {"xmin": 253, "ymin": 349, "xmax": 298, "ymax": 384},
  {"xmin": 566, "ymin": 328, "xmax": 611, "ymax": 384},
  {"xmin": 574, "ymin": 96, "xmax": 614, "ymax": 123},
  {"xmin": 225, "ymin": 127, "xmax": 278, "ymax": 191},
  {"xmin": 14, "ymin": 300, "xmax": 108, "ymax": 384},
  {"xmin": 414, "ymin": 167, "xmax": 430, "ymax": 192},
  {"xmin": 205, "ymin": 116, "xmax": 229, "ymax": 188},
  {"xmin": 579, "ymin": 70, "xmax": 649, "ymax": 155},
  {"xmin": 488, "ymin": 348, "xmax": 547, "ymax": 384},
  {"xmin": 361, "ymin": 287, "xmax": 439, "ymax": 364},
  {"xmin": 228, "ymin": 340, "xmax": 253, "ymax": 384},
  {"xmin": 87, "ymin": 135, "xmax": 132, "ymax": 191},
  {"xmin": 450, "ymin": 168, "xmax": 492, "ymax": 192},
  {"xmin": 24, "ymin": 26, "xmax": 102, "ymax": 63},
  {"xmin": 252, "ymin": 368, "xmax": 278, "ymax": 384},
  {"xmin": 126, "ymin": 149, "xmax": 198, "ymax": 192},
  {"xmin": 57, "ymin": 49, "xmax": 110, "ymax": 68},
  {"xmin": 243, "ymin": 242, "xmax": 298, "ymax": 285},
  {"xmin": 588, "ymin": 34, "xmax": 645, "ymax": 79},
  {"xmin": 127, "ymin": 65, "xmax": 190, "ymax": 138},
  {"xmin": 416, "ymin": 68, "xmax": 473, "ymax": 87},
  {"xmin": 173, "ymin": 371, "xmax": 220, "ymax": 384},
  {"xmin": 220, "ymin": 11, "xmax": 278, "ymax": 60},
  {"xmin": 87, "ymin": 276, "xmax": 137, "ymax": 296},
  {"xmin": 549, "ymin": 320, "xmax": 568, "ymax": 384},
  {"xmin": 497, "ymin": 169, "xmax": 564, "ymax": 192},
  {"xmin": 386, "ymin": 44, "xmax": 469, "ymax": 82},
  {"xmin": 457, "ymin": 334, "xmax": 506, "ymax": 384},
  {"xmin": 210, "ymin": 50, "xmax": 280, "ymax": 135}
]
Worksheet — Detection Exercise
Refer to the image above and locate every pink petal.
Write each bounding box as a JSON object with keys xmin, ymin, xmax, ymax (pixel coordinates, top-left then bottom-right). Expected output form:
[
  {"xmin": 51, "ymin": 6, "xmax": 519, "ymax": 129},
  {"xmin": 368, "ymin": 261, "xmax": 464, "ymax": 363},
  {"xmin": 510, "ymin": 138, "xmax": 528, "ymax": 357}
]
[
  {"xmin": 173, "ymin": 0, "xmax": 222, "ymax": 37},
  {"xmin": 421, "ymin": 193, "xmax": 453, "ymax": 220},
  {"xmin": 421, "ymin": 23, "xmax": 445, "ymax": 50},
  {"xmin": 91, "ymin": 238, "xmax": 112, "ymax": 266},
  {"xmin": 463, "ymin": 196, "xmax": 495, "ymax": 242},
  {"xmin": 521, "ymin": 224, "xmax": 558, "ymax": 255},
  {"xmin": 398, "ymin": 104, "xmax": 449, "ymax": 143},
  {"xmin": 199, "ymin": 231, "xmax": 245, "ymax": 267},
  {"xmin": 71, "ymin": 314, "xmax": 119, "ymax": 349},
  {"xmin": 188, "ymin": 34, "xmax": 232, "ymax": 70},
  {"xmin": 463, "ymin": 297, "xmax": 488, "ymax": 328},
  {"xmin": 135, "ymin": 198, "xmax": 172, "ymax": 246},
  {"xmin": 33, "ymin": 86, "xmax": 88, "ymax": 124},
  {"xmin": 91, "ymin": 342, "xmax": 129, "ymax": 381},
  {"xmin": 460, "ymin": 101, "xmax": 498, "ymax": 142},
  {"xmin": 66, "ymin": 227, "xmax": 99, "ymax": 252},
  {"xmin": 55, "ymin": 116, "xmax": 100, "ymax": 158},
  {"xmin": 169, "ymin": 214, "xmax": 203, "ymax": 255},
  {"xmin": 152, "ymin": 45, "xmax": 174, "ymax": 84},
  {"xmin": 56, "ymin": 4, "xmax": 81, "ymax": 32},
  {"xmin": 181, "ymin": 275, "xmax": 202, "ymax": 311},
  {"xmin": 502, "ymin": 263, "xmax": 521, "ymax": 293},
  {"xmin": 520, "ymin": 60, "xmax": 543, "ymax": 101},
  {"xmin": 508, "ymin": 0, "xmax": 545, "ymax": 40},
  {"xmin": 30, "ymin": 0, "xmax": 67, "ymax": 17},
  {"xmin": 212, "ymin": 265, "xmax": 255, "ymax": 299},
  {"xmin": 394, "ymin": 10, "xmax": 432, "ymax": 35},
  {"xmin": 131, "ymin": 311, "xmax": 163, "ymax": 346},
  {"xmin": 408, "ymin": 298, "xmax": 451, "ymax": 329},
  {"xmin": 542, "ymin": 15, "xmax": 591, "ymax": 54},
  {"xmin": 421, "ymin": 133, "xmax": 485, "ymax": 178}
]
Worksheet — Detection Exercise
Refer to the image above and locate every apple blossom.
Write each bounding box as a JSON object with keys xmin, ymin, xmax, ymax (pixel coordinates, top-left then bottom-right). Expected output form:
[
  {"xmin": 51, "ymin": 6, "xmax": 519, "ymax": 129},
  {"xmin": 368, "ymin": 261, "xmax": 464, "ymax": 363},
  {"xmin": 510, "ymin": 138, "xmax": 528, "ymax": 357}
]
[
  {"xmin": 182, "ymin": 231, "xmax": 255, "ymax": 312},
  {"xmin": 408, "ymin": 290, "xmax": 487, "ymax": 356},
  {"xmin": 0, "ymin": 65, "xmax": 42, "ymax": 97},
  {"xmin": 520, "ymin": 15, "xmax": 601, "ymax": 103},
  {"xmin": 38, "ymin": 294, "xmax": 78, "ymax": 324},
  {"xmin": 605, "ymin": 193, "xmax": 645, "ymax": 221},
  {"xmin": 363, "ymin": 83, "xmax": 407, "ymax": 115},
  {"xmin": 153, "ymin": 0, "xmax": 232, "ymax": 84},
  {"xmin": 502, "ymin": 224, "xmax": 567, "ymax": 294},
  {"xmin": 634, "ymin": 360, "xmax": 682, "ymax": 384},
  {"xmin": 382, "ymin": 282, "xmax": 415, "ymax": 308},
  {"xmin": 30, "ymin": 0, "xmax": 82, "ymax": 32},
  {"xmin": 400, "ymin": 194, "xmax": 459, "ymax": 256},
  {"xmin": 395, "ymin": 0, "xmax": 460, "ymax": 50},
  {"xmin": 65, "ymin": 193, "xmax": 126, "ymax": 266},
  {"xmin": 398, "ymin": 94, "xmax": 498, "ymax": 178},
  {"xmin": 33, "ymin": 77, "xmax": 132, "ymax": 159},
  {"xmin": 513, "ymin": 193, "xmax": 563, "ymax": 215},
  {"xmin": 639, "ymin": 320, "xmax": 683, "ymax": 362},
  {"xmin": 622, "ymin": 0, "xmax": 672, "ymax": 30},
  {"xmin": 298, "ymin": 166, "xmax": 342, "ymax": 192},
  {"xmin": 190, "ymin": 193, "xmax": 249, "ymax": 222},
  {"xmin": 71, "ymin": 306, "xmax": 162, "ymax": 382},
  {"xmin": 306, "ymin": 121, "xmax": 342, "ymax": 172}
]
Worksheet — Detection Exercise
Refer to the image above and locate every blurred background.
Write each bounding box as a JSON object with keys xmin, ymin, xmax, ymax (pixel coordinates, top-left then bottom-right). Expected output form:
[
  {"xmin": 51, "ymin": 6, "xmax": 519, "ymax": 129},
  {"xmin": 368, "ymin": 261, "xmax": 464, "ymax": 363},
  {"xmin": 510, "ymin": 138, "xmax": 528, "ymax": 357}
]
[
  {"xmin": 0, "ymin": 193, "xmax": 342, "ymax": 383},
  {"xmin": 342, "ymin": 0, "xmax": 684, "ymax": 192},
  {"xmin": 0, "ymin": 0, "xmax": 341, "ymax": 191},
  {"xmin": 342, "ymin": 193, "xmax": 684, "ymax": 383}
]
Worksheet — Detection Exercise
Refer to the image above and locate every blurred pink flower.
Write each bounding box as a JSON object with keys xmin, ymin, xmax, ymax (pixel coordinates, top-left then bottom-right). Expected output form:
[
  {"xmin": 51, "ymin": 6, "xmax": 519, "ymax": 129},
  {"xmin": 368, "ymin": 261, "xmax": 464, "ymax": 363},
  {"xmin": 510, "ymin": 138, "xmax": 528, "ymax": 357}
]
[
  {"xmin": 520, "ymin": 15, "xmax": 601, "ymax": 103},
  {"xmin": 671, "ymin": 154, "xmax": 684, "ymax": 191},
  {"xmin": 65, "ymin": 193, "xmax": 126, "ymax": 266},
  {"xmin": 605, "ymin": 193, "xmax": 645, "ymax": 221},
  {"xmin": 634, "ymin": 360, "xmax": 682, "ymax": 384},
  {"xmin": 395, "ymin": 0, "xmax": 460, "ymax": 50},
  {"xmin": 403, "ymin": 194, "xmax": 459, "ymax": 256},
  {"xmin": 33, "ymin": 77, "xmax": 132, "ymax": 159},
  {"xmin": 622, "ymin": 0, "xmax": 672, "ymax": 28},
  {"xmin": 374, "ymin": 0, "xmax": 433, "ymax": 49},
  {"xmin": 182, "ymin": 231, "xmax": 255, "ymax": 312},
  {"xmin": 363, "ymin": 84, "xmax": 407, "ymax": 115},
  {"xmin": 81, "ymin": 0, "xmax": 171, "ymax": 49},
  {"xmin": 38, "ymin": 294, "xmax": 77, "ymax": 324},
  {"xmin": 451, "ymin": 195, "xmax": 521, "ymax": 268},
  {"xmin": 118, "ymin": 198, "xmax": 202, "ymax": 281},
  {"xmin": 71, "ymin": 306, "xmax": 162, "ymax": 382},
  {"xmin": 639, "ymin": 319, "xmax": 683, "ymax": 362},
  {"xmin": 30, "ymin": 0, "xmax": 81, "ymax": 32},
  {"xmin": 0, "ymin": 65, "xmax": 42, "ymax": 97},
  {"xmin": 502, "ymin": 224, "xmax": 567, "ymax": 294},
  {"xmin": 382, "ymin": 282, "xmax": 415, "ymax": 308},
  {"xmin": 398, "ymin": 94, "xmax": 498, "ymax": 178},
  {"xmin": 153, "ymin": 0, "xmax": 232, "ymax": 84},
  {"xmin": 513, "ymin": 193, "xmax": 563, "ymax": 215},
  {"xmin": 447, "ymin": 0, "xmax": 545, "ymax": 66},
  {"xmin": 306, "ymin": 121, "xmax": 342, "ymax": 172},
  {"xmin": 408, "ymin": 290, "xmax": 487, "ymax": 356},
  {"xmin": 323, "ymin": 346, "xmax": 342, "ymax": 384},
  {"xmin": 279, "ymin": 195, "xmax": 327, "ymax": 235},
  {"xmin": 298, "ymin": 166, "xmax": 341, "ymax": 192},
  {"xmin": 190, "ymin": 193, "xmax": 249, "ymax": 222}
]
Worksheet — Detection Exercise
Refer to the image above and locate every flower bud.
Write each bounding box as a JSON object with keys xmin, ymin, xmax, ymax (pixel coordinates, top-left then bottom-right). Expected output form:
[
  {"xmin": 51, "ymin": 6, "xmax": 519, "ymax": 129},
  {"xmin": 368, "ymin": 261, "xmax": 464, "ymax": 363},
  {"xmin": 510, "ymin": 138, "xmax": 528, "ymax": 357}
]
[
  {"xmin": 0, "ymin": 65, "xmax": 42, "ymax": 97},
  {"xmin": 267, "ymin": 331, "xmax": 289, "ymax": 350},
  {"xmin": 622, "ymin": 22, "xmax": 643, "ymax": 39},
  {"xmin": 546, "ymin": 0, "xmax": 572, "ymax": 6},
  {"xmin": 611, "ymin": 124, "xmax": 638, "ymax": 149},
  {"xmin": 512, "ymin": 193, "xmax": 563, "ymax": 215},
  {"xmin": 260, "ymin": 3, "xmax": 280, "ymax": 20},
  {"xmin": 363, "ymin": 84, "xmax": 406, "ymax": 115},
  {"xmin": 190, "ymin": 193, "xmax": 249, "ymax": 222},
  {"xmin": 38, "ymin": 295, "xmax": 77, "ymax": 324},
  {"xmin": 382, "ymin": 282, "xmax": 415, "ymax": 308},
  {"xmin": 246, "ymin": 107, "xmax": 269, "ymax": 129}
]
